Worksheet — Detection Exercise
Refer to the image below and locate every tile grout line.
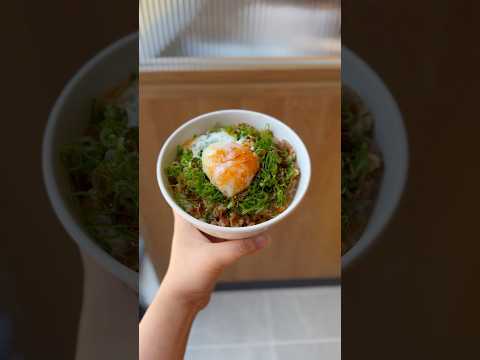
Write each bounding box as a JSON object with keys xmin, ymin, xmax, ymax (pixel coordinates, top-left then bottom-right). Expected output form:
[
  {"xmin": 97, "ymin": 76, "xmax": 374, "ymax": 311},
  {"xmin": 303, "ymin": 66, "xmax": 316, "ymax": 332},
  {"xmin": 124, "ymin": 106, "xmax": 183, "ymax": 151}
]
[
  {"xmin": 263, "ymin": 291, "xmax": 278, "ymax": 360},
  {"xmin": 291, "ymin": 292, "xmax": 313, "ymax": 337},
  {"xmin": 187, "ymin": 338, "xmax": 341, "ymax": 350}
]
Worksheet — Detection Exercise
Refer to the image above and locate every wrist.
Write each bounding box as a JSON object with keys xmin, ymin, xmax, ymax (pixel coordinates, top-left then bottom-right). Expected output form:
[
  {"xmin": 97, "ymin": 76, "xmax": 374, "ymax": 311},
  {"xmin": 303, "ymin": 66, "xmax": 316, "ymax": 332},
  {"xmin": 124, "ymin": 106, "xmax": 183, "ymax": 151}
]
[{"xmin": 158, "ymin": 275, "xmax": 212, "ymax": 312}]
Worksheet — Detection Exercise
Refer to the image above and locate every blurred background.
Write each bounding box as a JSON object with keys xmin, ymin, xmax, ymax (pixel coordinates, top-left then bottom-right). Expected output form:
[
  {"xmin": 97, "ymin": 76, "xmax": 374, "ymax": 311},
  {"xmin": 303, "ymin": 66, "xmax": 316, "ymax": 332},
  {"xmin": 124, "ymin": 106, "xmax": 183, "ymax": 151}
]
[
  {"xmin": 2, "ymin": 1, "xmax": 480, "ymax": 360},
  {"xmin": 2, "ymin": 1, "xmax": 136, "ymax": 359},
  {"xmin": 342, "ymin": 1, "xmax": 480, "ymax": 358}
]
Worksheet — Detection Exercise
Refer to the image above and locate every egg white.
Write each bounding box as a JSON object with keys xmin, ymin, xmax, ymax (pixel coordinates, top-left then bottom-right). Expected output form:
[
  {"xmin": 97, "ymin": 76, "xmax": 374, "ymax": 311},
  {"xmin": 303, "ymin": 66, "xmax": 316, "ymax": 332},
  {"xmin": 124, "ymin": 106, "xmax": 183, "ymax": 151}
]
[
  {"xmin": 190, "ymin": 131, "xmax": 236, "ymax": 158},
  {"xmin": 187, "ymin": 130, "xmax": 260, "ymax": 197}
]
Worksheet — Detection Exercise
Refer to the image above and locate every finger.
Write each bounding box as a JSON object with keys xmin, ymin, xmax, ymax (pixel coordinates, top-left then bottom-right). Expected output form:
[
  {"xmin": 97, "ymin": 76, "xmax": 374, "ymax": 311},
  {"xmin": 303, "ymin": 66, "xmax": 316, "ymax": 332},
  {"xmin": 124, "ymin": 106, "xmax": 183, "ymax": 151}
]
[
  {"xmin": 173, "ymin": 211, "xmax": 191, "ymax": 231},
  {"xmin": 200, "ymin": 232, "xmax": 227, "ymax": 243},
  {"xmin": 213, "ymin": 234, "xmax": 270, "ymax": 266},
  {"xmin": 172, "ymin": 211, "xmax": 210, "ymax": 243}
]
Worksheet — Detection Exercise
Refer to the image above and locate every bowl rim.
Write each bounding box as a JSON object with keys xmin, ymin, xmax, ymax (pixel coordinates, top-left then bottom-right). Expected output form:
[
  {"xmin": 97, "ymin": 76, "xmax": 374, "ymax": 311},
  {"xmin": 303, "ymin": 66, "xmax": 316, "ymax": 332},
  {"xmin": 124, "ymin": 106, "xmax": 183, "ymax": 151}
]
[
  {"xmin": 42, "ymin": 33, "xmax": 139, "ymax": 290},
  {"xmin": 156, "ymin": 109, "xmax": 312, "ymax": 234},
  {"xmin": 341, "ymin": 47, "xmax": 409, "ymax": 268}
]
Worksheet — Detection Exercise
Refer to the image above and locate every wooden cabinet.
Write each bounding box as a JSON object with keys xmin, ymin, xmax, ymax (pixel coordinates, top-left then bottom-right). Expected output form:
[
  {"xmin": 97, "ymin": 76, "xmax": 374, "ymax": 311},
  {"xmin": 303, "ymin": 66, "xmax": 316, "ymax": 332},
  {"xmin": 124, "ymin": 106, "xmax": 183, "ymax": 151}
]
[{"xmin": 140, "ymin": 68, "xmax": 340, "ymax": 282}]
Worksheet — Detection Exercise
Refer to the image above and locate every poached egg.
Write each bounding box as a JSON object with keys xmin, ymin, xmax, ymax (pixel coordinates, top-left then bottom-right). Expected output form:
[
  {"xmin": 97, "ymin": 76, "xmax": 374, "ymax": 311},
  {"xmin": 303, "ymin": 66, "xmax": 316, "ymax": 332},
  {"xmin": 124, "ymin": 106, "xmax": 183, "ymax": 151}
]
[{"xmin": 188, "ymin": 131, "xmax": 259, "ymax": 197}]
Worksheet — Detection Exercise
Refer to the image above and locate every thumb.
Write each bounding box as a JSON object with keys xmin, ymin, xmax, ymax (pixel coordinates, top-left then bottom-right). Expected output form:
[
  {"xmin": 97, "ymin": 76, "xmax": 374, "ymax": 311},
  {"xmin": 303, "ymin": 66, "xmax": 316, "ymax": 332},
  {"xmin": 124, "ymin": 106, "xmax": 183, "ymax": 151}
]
[{"xmin": 213, "ymin": 234, "xmax": 270, "ymax": 266}]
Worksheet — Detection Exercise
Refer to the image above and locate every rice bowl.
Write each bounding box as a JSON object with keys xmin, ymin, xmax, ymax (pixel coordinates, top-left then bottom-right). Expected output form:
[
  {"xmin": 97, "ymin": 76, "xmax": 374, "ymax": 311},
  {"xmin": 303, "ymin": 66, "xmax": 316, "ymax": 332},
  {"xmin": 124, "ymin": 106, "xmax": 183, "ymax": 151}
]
[{"xmin": 157, "ymin": 110, "xmax": 311, "ymax": 240}]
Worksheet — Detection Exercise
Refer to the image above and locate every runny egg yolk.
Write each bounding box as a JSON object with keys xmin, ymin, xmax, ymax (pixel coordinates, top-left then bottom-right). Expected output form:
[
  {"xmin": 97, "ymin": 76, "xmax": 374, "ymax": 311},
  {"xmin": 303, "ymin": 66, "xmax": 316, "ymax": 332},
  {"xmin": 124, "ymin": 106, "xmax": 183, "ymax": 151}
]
[{"xmin": 202, "ymin": 141, "xmax": 260, "ymax": 197}]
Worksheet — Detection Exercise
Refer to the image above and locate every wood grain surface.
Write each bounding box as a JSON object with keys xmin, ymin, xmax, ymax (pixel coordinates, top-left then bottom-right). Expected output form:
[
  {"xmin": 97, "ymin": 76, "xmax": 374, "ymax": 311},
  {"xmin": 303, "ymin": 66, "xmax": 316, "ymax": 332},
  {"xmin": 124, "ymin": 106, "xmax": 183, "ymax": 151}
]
[
  {"xmin": 140, "ymin": 68, "xmax": 340, "ymax": 282},
  {"xmin": 342, "ymin": 1, "xmax": 480, "ymax": 358}
]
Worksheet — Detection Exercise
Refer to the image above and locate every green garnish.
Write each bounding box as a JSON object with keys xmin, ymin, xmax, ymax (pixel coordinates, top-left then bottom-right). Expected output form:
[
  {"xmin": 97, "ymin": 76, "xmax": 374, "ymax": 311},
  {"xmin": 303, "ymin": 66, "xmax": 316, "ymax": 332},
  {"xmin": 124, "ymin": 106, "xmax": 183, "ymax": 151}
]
[
  {"xmin": 61, "ymin": 93, "xmax": 139, "ymax": 271},
  {"xmin": 341, "ymin": 88, "xmax": 382, "ymax": 252},
  {"xmin": 165, "ymin": 124, "xmax": 299, "ymax": 225}
]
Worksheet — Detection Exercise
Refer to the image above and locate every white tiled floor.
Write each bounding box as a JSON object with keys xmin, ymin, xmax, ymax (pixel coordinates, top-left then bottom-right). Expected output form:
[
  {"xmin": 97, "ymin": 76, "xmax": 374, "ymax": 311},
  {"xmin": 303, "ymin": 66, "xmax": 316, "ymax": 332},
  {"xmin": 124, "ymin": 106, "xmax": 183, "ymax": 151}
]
[
  {"xmin": 186, "ymin": 345, "xmax": 275, "ymax": 360},
  {"xmin": 274, "ymin": 342, "xmax": 341, "ymax": 360},
  {"xmin": 185, "ymin": 286, "xmax": 341, "ymax": 360},
  {"xmin": 188, "ymin": 291, "xmax": 272, "ymax": 346}
]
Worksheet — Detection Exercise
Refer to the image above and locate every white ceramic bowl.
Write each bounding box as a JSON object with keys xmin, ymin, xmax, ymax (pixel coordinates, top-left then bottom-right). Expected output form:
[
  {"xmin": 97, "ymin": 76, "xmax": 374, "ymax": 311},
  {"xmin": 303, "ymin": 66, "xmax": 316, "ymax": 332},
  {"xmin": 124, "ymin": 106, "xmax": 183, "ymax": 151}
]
[
  {"xmin": 342, "ymin": 48, "xmax": 409, "ymax": 269},
  {"xmin": 157, "ymin": 110, "xmax": 311, "ymax": 240},
  {"xmin": 42, "ymin": 34, "xmax": 139, "ymax": 291}
]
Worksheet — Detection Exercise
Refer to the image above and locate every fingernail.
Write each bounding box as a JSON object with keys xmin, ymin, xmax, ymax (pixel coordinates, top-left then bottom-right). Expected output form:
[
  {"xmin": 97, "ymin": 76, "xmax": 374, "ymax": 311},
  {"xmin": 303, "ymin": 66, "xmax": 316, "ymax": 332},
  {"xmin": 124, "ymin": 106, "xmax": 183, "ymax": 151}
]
[{"xmin": 255, "ymin": 235, "xmax": 270, "ymax": 249}]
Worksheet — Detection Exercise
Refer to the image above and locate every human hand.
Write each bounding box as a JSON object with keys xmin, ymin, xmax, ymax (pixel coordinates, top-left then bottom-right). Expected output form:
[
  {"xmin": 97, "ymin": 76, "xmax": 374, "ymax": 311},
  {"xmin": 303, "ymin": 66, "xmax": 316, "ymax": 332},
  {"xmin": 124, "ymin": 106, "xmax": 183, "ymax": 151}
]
[
  {"xmin": 160, "ymin": 212, "xmax": 270, "ymax": 310},
  {"xmin": 141, "ymin": 214, "xmax": 270, "ymax": 360}
]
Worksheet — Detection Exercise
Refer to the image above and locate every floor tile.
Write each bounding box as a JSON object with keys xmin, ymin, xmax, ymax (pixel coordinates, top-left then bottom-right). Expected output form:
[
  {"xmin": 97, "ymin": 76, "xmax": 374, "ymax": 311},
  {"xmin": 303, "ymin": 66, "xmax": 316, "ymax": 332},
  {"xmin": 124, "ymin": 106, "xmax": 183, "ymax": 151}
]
[
  {"xmin": 267, "ymin": 286, "xmax": 341, "ymax": 340},
  {"xmin": 295, "ymin": 287, "xmax": 341, "ymax": 338},
  {"xmin": 265, "ymin": 289, "xmax": 310, "ymax": 341},
  {"xmin": 187, "ymin": 286, "xmax": 341, "ymax": 350},
  {"xmin": 274, "ymin": 341, "xmax": 341, "ymax": 360},
  {"xmin": 188, "ymin": 290, "xmax": 271, "ymax": 346},
  {"xmin": 185, "ymin": 345, "xmax": 275, "ymax": 360}
]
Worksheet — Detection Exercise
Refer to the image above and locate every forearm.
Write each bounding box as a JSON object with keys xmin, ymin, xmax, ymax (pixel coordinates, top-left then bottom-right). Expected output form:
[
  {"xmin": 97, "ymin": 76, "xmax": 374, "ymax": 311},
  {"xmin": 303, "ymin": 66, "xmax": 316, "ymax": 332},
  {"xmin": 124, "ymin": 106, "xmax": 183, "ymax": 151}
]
[
  {"xmin": 139, "ymin": 215, "xmax": 268, "ymax": 359},
  {"xmin": 139, "ymin": 285, "xmax": 199, "ymax": 360}
]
